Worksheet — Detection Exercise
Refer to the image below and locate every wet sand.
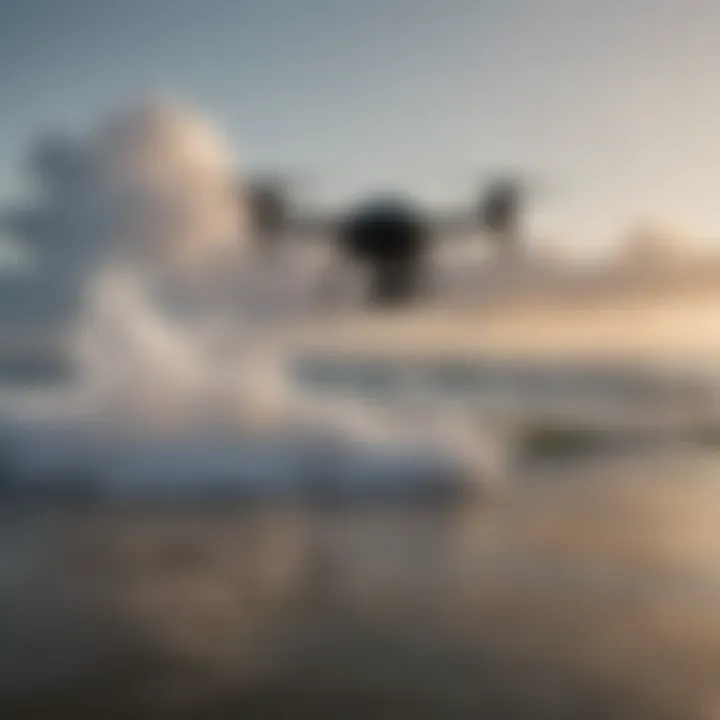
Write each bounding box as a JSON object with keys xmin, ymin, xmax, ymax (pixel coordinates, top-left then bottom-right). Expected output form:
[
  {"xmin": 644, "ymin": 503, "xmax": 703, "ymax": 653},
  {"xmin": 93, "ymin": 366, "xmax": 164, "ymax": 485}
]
[{"xmin": 3, "ymin": 453, "xmax": 720, "ymax": 718}]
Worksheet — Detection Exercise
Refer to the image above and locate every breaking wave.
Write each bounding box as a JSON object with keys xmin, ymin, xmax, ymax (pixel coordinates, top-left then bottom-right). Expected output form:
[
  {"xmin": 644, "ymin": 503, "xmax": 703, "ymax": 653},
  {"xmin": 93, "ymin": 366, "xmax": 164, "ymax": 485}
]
[{"xmin": 0, "ymin": 100, "xmax": 497, "ymax": 501}]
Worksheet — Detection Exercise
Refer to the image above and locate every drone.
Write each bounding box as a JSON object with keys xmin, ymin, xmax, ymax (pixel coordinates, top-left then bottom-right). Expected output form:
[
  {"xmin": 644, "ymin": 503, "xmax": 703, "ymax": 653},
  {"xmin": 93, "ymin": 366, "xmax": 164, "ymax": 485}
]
[{"xmin": 243, "ymin": 173, "xmax": 531, "ymax": 308}]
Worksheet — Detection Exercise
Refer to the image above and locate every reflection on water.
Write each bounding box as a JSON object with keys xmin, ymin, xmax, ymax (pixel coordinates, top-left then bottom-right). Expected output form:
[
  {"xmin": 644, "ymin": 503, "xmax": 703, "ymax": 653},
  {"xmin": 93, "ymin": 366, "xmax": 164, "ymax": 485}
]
[{"xmin": 4, "ymin": 451, "xmax": 720, "ymax": 719}]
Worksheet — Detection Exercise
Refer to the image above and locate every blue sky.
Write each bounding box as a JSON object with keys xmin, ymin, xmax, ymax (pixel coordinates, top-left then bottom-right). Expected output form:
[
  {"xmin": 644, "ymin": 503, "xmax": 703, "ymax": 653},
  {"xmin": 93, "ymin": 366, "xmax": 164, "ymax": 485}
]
[{"xmin": 2, "ymin": 0, "xmax": 720, "ymax": 250}]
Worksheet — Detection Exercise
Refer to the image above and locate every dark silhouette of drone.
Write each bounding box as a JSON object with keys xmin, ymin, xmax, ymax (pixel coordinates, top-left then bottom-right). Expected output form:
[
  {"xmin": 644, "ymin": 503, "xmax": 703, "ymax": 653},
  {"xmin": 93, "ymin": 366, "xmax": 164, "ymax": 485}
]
[{"xmin": 244, "ymin": 173, "xmax": 529, "ymax": 308}]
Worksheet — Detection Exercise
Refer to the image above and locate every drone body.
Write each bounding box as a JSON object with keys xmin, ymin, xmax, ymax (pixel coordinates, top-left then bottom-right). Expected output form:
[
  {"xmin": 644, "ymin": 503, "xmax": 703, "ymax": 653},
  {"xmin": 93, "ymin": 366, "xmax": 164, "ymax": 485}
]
[{"xmin": 338, "ymin": 195, "xmax": 431, "ymax": 306}]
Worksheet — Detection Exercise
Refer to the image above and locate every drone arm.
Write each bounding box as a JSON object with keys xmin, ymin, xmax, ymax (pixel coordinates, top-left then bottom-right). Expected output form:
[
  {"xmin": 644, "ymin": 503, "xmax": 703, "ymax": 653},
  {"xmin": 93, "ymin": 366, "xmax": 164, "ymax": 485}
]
[
  {"xmin": 429, "ymin": 209, "xmax": 481, "ymax": 237},
  {"xmin": 287, "ymin": 211, "xmax": 342, "ymax": 240}
]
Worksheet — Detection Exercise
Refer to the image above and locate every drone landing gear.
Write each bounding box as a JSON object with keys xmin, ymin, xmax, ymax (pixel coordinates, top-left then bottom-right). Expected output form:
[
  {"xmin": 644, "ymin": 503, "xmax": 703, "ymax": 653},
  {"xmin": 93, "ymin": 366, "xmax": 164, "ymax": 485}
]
[{"xmin": 368, "ymin": 260, "xmax": 426, "ymax": 309}]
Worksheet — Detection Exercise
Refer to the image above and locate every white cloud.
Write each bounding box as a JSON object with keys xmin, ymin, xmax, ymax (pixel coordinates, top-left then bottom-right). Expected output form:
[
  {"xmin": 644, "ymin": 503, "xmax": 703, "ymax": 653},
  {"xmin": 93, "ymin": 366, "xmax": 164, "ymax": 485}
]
[{"xmin": 0, "ymin": 98, "xmax": 245, "ymax": 337}]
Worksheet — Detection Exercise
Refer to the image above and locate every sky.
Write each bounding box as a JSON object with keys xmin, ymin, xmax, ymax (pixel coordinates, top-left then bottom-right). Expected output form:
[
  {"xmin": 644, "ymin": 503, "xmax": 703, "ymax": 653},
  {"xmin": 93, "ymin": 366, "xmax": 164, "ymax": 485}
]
[{"xmin": 2, "ymin": 0, "xmax": 720, "ymax": 252}]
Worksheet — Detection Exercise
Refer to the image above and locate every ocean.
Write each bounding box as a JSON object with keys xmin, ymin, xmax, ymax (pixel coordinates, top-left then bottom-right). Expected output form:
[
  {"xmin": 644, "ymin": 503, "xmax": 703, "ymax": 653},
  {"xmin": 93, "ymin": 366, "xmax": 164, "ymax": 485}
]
[{"xmin": 2, "ymin": 249, "xmax": 720, "ymax": 718}]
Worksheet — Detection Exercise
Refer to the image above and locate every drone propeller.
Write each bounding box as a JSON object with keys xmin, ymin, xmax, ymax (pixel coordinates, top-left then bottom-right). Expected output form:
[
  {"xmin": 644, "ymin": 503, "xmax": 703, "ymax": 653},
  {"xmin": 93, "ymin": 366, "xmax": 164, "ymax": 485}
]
[{"xmin": 239, "ymin": 168, "xmax": 327, "ymax": 242}]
